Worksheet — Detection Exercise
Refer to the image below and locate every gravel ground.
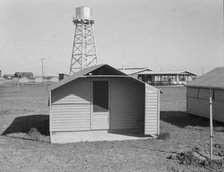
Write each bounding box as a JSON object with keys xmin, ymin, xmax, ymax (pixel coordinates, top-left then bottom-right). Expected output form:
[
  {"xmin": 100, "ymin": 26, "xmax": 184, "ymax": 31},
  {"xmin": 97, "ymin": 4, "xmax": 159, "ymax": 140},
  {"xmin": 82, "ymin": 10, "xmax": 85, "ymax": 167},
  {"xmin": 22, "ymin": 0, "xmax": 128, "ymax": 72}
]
[{"xmin": 0, "ymin": 84, "xmax": 224, "ymax": 172}]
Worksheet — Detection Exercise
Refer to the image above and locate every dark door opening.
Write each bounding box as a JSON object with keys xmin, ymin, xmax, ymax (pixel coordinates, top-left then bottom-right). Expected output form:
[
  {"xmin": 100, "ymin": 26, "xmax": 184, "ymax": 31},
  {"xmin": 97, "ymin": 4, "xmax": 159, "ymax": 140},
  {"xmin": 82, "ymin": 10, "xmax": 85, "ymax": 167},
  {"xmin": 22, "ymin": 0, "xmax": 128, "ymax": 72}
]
[{"xmin": 93, "ymin": 81, "xmax": 109, "ymax": 112}]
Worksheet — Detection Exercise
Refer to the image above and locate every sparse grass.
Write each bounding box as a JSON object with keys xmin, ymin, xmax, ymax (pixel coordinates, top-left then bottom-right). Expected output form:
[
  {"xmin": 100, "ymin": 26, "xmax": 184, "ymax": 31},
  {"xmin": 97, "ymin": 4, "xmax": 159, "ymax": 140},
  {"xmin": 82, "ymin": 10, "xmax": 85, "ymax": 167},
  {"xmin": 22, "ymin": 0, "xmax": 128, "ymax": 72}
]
[
  {"xmin": 157, "ymin": 132, "xmax": 170, "ymax": 140},
  {"xmin": 28, "ymin": 128, "xmax": 49, "ymax": 142},
  {"xmin": 0, "ymin": 85, "xmax": 224, "ymax": 171}
]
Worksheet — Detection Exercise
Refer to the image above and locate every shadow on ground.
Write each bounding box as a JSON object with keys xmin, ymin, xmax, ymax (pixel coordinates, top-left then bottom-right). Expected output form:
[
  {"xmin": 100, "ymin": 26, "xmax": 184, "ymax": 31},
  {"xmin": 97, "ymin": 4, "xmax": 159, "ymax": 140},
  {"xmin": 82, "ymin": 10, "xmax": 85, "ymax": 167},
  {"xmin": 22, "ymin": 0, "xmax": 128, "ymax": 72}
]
[
  {"xmin": 161, "ymin": 111, "xmax": 224, "ymax": 130},
  {"xmin": 108, "ymin": 129, "xmax": 145, "ymax": 138},
  {"xmin": 2, "ymin": 114, "xmax": 49, "ymax": 136}
]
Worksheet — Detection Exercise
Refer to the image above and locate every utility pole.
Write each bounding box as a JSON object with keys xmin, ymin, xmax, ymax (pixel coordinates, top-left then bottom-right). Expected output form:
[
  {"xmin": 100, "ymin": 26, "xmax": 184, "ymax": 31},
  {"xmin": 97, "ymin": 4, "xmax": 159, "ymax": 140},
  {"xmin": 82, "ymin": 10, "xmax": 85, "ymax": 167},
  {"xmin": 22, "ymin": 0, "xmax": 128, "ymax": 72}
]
[
  {"xmin": 39, "ymin": 58, "xmax": 45, "ymax": 83},
  {"xmin": 209, "ymin": 87, "xmax": 214, "ymax": 160}
]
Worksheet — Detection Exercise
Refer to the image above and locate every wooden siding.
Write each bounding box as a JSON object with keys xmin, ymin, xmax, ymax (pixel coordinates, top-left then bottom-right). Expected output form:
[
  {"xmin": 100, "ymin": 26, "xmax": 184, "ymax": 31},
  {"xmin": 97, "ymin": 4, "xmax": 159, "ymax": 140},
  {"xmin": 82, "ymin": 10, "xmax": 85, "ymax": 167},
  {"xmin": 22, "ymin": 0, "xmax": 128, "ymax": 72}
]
[
  {"xmin": 213, "ymin": 100, "xmax": 224, "ymax": 122},
  {"xmin": 52, "ymin": 78, "xmax": 91, "ymax": 104},
  {"xmin": 186, "ymin": 87, "xmax": 199, "ymax": 97},
  {"xmin": 214, "ymin": 90, "xmax": 224, "ymax": 101},
  {"xmin": 110, "ymin": 78, "xmax": 145, "ymax": 129},
  {"xmin": 144, "ymin": 84, "xmax": 159, "ymax": 135},
  {"xmin": 198, "ymin": 88, "xmax": 210, "ymax": 99},
  {"xmin": 187, "ymin": 87, "xmax": 224, "ymax": 123},
  {"xmin": 50, "ymin": 77, "xmax": 160, "ymax": 135},
  {"xmin": 50, "ymin": 78, "xmax": 91, "ymax": 132},
  {"xmin": 187, "ymin": 97, "xmax": 209, "ymax": 117},
  {"xmin": 52, "ymin": 94, "xmax": 89, "ymax": 104}
]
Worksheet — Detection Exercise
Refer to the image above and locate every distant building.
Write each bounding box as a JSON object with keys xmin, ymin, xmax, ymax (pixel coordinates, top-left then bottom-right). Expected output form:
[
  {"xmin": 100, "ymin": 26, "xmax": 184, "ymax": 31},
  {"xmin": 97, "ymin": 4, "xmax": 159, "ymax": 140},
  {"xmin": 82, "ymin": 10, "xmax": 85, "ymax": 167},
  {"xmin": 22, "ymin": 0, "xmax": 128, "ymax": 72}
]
[
  {"xmin": 35, "ymin": 77, "xmax": 43, "ymax": 83},
  {"xmin": 3, "ymin": 74, "xmax": 14, "ymax": 80},
  {"xmin": 118, "ymin": 67, "xmax": 152, "ymax": 75},
  {"xmin": 19, "ymin": 77, "xmax": 29, "ymax": 83},
  {"xmin": 186, "ymin": 67, "xmax": 224, "ymax": 123},
  {"xmin": 14, "ymin": 72, "xmax": 33, "ymax": 79},
  {"xmin": 50, "ymin": 77, "xmax": 59, "ymax": 82},
  {"xmin": 118, "ymin": 67, "xmax": 152, "ymax": 80},
  {"xmin": 136, "ymin": 70, "xmax": 197, "ymax": 85},
  {"xmin": 119, "ymin": 68, "xmax": 196, "ymax": 85},
  {"xmin": 58, "ymin": 73, "xmax": 69, "ymax": 81}
]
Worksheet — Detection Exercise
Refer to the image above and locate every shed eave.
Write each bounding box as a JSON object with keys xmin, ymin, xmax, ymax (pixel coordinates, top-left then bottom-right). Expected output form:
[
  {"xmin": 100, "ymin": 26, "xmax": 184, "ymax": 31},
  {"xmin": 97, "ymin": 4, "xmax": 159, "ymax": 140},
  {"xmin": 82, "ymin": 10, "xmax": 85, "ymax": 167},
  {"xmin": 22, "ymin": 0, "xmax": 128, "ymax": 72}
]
[
  {"xmin": 82, "ymin": 75, "xmax": 129, "ymax": 78},
  {"xmin": 48, "ymin": 64, "xmax": 159, "ymax": 92},
  {"xmin": 186, "ymin": 85, "xmax": 224, "ymax": 90}
]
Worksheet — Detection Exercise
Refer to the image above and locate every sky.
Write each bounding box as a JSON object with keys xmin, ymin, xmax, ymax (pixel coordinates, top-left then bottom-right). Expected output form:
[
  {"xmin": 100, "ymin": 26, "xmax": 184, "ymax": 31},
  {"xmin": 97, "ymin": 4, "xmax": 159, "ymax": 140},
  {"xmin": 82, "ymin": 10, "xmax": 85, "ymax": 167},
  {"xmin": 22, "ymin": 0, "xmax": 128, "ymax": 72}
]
[{"xmin": 0, "ymin": 0, "xmax": 223, "ymax": 76}]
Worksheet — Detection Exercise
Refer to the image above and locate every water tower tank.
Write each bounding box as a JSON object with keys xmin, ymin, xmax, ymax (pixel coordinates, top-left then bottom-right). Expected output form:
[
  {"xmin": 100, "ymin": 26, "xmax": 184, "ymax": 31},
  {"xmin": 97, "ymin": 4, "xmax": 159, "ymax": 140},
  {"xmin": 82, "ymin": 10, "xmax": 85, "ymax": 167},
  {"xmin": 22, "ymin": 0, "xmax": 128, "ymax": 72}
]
[{"xmin": 76, "ymin": 6, "xmax": 93, "ymax": 20}]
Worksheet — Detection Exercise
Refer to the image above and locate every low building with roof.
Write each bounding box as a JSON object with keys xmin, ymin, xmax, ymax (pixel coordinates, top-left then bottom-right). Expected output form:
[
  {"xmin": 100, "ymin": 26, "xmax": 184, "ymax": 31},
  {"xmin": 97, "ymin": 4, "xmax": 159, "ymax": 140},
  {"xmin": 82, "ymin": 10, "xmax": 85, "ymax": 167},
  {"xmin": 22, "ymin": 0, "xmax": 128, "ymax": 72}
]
[
  {"xmin": 35, "ymin": 77, "xmax": 44, "ymax": 83},
  {"xmin": 137, "ymin": 70, "xmax": 197, "ymax": 85},
  {"xmin": 14, "ymin": 72, "xmax": 33, "ymax": 79},
  {"xmin": 3, "ymin": 74, "xmax": 14, "ymax": 80},
  {"xmin": 118, "ymin": 67, "xmax": 152, "ymax": 82},
  {"xmin": 120, "ymin": 68, "xmax": 196, "ymax": 85},
  {"xmin": 19, "ymin": 77, "xmax": 29, "ymax": 83},
  {"xmin": 186, "ymin": 67, "xmax": 224, "ymax": 122},
  {"xmin": 118, "ymin": 67, "xmax": 152, "ymax": 77},
  {"xmin": 50, "ymin": 76, "xmax": 59, "ymax": 83},
  {"xmin": 49, "ymin": 64, "xmax": 160, "ymax": 143}
]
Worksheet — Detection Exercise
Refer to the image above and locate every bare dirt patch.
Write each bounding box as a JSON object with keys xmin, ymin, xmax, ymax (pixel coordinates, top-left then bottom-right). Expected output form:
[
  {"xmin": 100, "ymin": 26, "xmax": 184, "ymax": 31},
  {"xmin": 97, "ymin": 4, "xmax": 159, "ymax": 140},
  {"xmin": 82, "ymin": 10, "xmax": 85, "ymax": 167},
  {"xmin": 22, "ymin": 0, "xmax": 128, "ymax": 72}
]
[{"xmin": 167, "ymin": 146, "xmax": 224, "ymax": 171}]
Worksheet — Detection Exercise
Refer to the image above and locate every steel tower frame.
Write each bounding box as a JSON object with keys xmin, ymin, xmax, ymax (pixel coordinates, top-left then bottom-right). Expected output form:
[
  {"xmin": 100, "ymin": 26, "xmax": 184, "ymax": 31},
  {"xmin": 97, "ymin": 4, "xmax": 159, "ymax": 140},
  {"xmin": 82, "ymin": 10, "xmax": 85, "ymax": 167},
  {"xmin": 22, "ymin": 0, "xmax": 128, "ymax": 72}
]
[{"xmin": 69, "ymin": 19, "xmax": 97, "ymax": 74}]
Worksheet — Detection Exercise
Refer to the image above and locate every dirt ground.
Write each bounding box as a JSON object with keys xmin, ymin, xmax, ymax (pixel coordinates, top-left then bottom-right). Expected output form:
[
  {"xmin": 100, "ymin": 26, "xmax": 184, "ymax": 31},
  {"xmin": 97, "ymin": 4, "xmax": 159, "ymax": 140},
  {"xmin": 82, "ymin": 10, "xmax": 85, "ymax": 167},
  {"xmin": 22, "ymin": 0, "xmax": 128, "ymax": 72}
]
[{"xmin": 0, "ymin": 85, "xmax": 224, "ymax": 172}]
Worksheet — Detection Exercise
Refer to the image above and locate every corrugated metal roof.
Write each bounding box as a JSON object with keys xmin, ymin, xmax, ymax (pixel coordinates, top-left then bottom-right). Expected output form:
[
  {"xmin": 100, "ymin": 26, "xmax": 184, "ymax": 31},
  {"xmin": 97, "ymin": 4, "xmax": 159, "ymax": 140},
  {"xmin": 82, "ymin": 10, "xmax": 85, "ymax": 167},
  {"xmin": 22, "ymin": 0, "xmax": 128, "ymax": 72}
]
[
  {"xmin": 49, "ymin": 64, "xmax": 158, "ymax": 91},
  {"xmin": 118, "ymin": 67, "xmax": 151, "ymax": 75},
  {"xmin": 186, "ymin": 67, "xmax": 224, "ymax": 89},
  {"xmin": 137, "ymin": 70, "xmax": 196, "ymax": 75}
]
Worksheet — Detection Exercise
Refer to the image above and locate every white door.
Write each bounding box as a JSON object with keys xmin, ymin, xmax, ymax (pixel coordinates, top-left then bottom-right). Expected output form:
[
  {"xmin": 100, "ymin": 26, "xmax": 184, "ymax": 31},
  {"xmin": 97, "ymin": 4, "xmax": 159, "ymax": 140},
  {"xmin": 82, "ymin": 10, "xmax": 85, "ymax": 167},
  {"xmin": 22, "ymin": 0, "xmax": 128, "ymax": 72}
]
[{"xmin": 91, "ymin": 80, "xmax": 109, "ymax": 130}]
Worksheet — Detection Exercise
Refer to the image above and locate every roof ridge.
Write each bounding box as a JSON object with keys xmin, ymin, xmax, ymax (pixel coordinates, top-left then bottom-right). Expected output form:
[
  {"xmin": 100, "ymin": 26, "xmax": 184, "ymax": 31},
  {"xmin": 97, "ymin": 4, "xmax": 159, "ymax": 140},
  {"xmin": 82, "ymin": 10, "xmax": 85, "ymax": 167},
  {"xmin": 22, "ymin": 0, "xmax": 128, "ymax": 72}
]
[
  {"xmin": 187, "ymin": 67, "xmax": 224, "ymax": 89},
  {"xmin": 49, "ymin": 64, "xmax": 128, "ymax": 91}
]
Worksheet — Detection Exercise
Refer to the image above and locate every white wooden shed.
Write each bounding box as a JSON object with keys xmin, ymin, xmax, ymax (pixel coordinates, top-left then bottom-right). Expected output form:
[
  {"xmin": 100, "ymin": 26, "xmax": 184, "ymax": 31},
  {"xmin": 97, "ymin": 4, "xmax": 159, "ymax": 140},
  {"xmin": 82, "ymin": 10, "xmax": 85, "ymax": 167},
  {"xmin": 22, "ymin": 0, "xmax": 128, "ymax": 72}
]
[
  {"xmin": 186, "ymin": 67, "xmax": 224, "ymax": 122},
  {"xmin": 49, "ymin": 64, "xmax": 160, "ymax": 143}
]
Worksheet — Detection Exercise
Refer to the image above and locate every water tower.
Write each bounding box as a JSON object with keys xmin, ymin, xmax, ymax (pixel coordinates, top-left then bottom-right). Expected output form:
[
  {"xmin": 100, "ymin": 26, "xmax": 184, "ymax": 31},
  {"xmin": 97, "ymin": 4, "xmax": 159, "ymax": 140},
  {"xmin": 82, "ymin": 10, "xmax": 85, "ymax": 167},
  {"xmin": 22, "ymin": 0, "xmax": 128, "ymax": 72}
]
[{"xmin": 69, "ymin": 6, "xmax": 98, "ymax": 74}]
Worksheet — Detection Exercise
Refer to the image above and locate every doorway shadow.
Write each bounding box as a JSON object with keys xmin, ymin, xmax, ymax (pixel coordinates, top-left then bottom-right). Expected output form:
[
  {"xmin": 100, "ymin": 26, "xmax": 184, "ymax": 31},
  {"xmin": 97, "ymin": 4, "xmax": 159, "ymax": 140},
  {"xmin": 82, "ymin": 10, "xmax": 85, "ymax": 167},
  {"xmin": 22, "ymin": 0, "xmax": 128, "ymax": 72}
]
[
  {"xmin": 2, "ymin": 114, "xmax": 49, "ymax": 136},
  {"xmin": 108, "ymin": 129, "xmax": 145, "ymax": 138}
]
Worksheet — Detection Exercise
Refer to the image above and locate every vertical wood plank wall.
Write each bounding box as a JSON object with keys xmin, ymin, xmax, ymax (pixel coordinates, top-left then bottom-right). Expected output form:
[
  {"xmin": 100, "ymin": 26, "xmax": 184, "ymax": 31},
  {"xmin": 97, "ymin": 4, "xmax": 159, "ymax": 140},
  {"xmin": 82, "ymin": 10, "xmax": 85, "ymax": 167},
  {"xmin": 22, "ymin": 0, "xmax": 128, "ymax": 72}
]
[
  {"xmin": 50, "ymin": 78, "xmax": 91, "ymax": 132},
  {"xmin": 187, "ymin": 87, "xmax": 224, "ymax": 122},
  {"xmin": 144, "ymin": 84, "xmax": 160, "ymax": 135},
  {"xmin": 110, "ymin": 78, "xmax": 145, "ymax": 129},
  {"xmin": 50, "ymin": 77, "xmax": 160, "ymax": 135}
]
